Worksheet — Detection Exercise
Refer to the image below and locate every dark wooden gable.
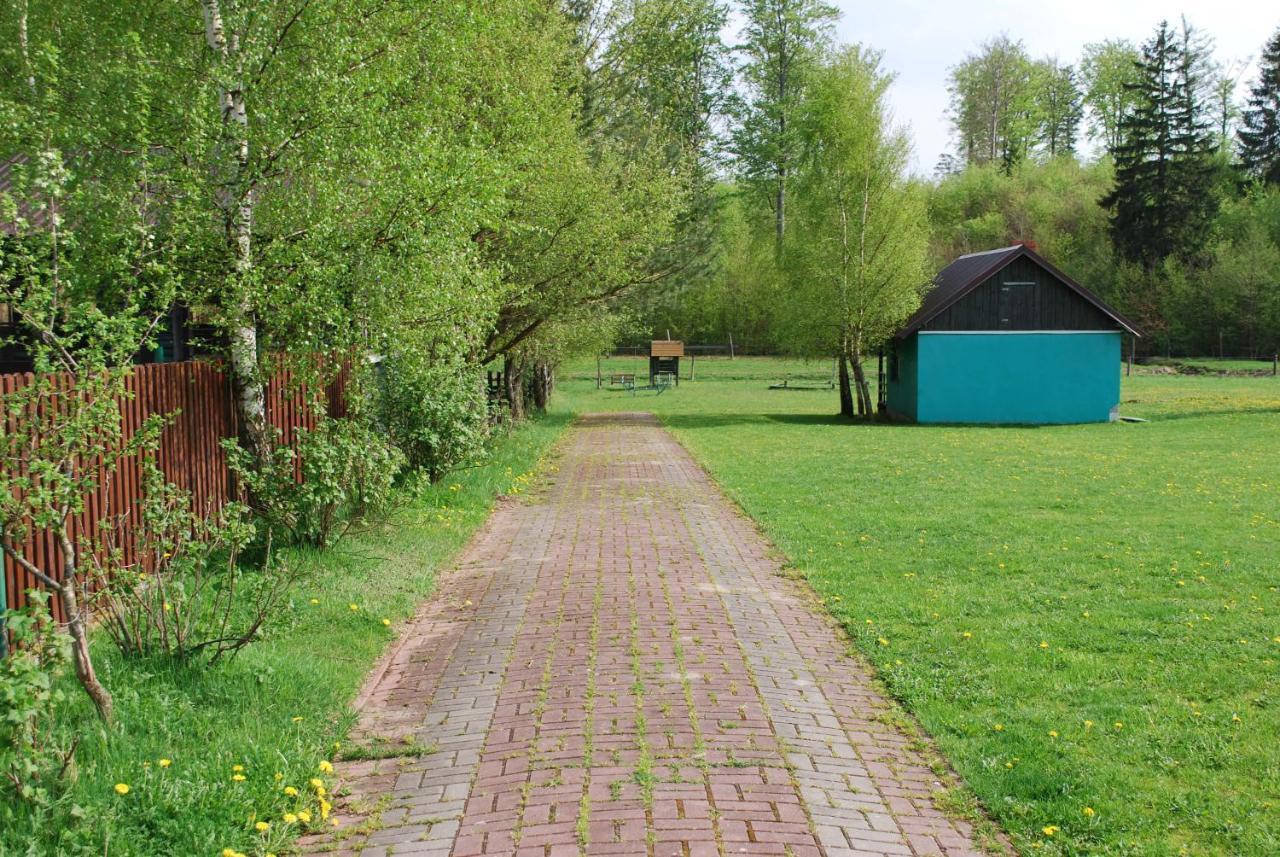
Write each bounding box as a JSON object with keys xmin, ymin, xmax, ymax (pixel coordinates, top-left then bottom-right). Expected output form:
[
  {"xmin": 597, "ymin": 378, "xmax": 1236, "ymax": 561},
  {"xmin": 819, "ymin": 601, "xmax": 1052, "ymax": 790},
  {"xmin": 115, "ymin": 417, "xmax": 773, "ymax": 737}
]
[{"xmin": 920, "ymin": 255, "xmax": 1122, "ymax": 333}]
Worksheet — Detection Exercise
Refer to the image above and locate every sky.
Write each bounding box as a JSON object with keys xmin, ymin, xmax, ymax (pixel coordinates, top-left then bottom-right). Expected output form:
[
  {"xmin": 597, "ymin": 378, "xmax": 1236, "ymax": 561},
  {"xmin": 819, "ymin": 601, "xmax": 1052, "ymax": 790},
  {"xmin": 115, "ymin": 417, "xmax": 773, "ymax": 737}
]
[{"xmin": 812, "ymin": 0, "xmax": 1274, "ymax": 175}]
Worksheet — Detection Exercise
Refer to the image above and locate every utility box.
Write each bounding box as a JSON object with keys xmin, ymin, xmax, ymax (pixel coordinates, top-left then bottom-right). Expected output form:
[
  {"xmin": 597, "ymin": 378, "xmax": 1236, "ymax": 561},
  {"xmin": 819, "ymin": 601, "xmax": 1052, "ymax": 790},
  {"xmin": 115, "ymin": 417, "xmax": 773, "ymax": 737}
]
[{"xmin": 649, "ymin": 340, "xmax": 683, "ymax": 387}]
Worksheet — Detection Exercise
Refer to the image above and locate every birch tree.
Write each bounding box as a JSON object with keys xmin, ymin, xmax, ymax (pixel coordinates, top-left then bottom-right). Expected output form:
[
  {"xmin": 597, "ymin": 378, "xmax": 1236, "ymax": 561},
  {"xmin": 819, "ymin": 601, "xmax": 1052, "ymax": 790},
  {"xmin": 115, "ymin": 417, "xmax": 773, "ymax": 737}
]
[
  {"xmin": 782, "ymin": 46, "xmax": 929, "ymax": 418},
  {"xmin": 733, "ymin": 0, "xmax": 838, "ymax": 251}
]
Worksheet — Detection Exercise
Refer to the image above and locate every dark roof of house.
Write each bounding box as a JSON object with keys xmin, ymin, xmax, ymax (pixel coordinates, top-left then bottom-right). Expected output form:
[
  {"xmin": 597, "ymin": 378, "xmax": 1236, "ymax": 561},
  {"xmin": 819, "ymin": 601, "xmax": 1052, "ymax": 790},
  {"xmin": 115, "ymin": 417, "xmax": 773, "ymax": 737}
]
[{"xmin": 896, "ymin": 244, "xmax": 1140, "ymax": 338}]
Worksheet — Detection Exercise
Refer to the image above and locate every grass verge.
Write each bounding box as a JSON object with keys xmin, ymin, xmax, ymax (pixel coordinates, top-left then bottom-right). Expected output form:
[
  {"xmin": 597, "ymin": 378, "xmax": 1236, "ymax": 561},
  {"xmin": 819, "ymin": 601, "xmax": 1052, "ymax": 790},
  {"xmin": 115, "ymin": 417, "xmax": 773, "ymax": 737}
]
[{"xmin": 3, "ymin": 411, "xmax": 570, "ymax": 857}]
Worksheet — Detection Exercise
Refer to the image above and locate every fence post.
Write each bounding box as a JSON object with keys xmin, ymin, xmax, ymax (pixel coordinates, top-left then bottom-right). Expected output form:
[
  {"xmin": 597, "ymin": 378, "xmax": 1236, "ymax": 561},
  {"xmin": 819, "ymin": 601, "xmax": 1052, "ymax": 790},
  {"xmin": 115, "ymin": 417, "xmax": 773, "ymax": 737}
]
[
  {"xmin": 728, "ymin": 333, "xmax": 735, "ymax": 360},
  {"xmin": 1274, "ymin": 354, "xmax": 1277, "ymax": 376},
  {"xmin": 596, "ymin": 355, "xmax": 602, "ymax": 390},
  {"xmin": 689, "ymin": 353, "xmax": 695, "ymax": 381}
]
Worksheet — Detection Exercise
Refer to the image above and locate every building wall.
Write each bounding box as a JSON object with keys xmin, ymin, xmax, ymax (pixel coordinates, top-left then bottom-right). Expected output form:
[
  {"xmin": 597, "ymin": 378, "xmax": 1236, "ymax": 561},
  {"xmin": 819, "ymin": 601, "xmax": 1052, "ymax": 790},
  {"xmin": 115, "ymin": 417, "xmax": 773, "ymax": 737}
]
[
  {"xmin": 885, "ymin": 335, "xmax": 918, "ymax": 421},
  {"xmin": 915, "ymin": 331, "xmax": 1121, "ymax": 424}
]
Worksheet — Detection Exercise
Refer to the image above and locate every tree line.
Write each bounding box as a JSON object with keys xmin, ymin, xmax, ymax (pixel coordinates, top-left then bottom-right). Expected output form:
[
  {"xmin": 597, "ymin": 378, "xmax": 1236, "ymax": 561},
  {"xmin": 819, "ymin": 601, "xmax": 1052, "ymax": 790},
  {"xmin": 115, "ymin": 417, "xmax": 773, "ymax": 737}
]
[{"xmin": 645, "ymin": 13, "xmax": 1280, "ymax": 368}]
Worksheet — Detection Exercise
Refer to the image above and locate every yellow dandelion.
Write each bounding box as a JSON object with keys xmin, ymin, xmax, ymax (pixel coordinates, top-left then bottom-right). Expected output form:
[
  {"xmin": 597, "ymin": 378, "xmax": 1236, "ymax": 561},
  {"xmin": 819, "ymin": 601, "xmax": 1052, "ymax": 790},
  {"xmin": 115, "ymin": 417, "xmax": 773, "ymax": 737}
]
[
  {"xmin": 1084, "ymin": 720, "xmax": 1094, "ymax": 729},
  {"xmin": 114, "ymin": 783, "xmax": 130, "ymax": 795},
  {"xmin": 318, "ymin": 760, "xmax": 334, "ymax": 773},
  {"xmin": 222, "ymin": 850, "xmax": 237, "ymax": 857},
  {"xmin": 1005, "ymin": 761, "xmax": 1014, "ymax": 769},
  {"xmin": 333, "ymin": 742, "xmax": 341, "ymax": 751},
  {"xmin": 1042, "ymin": 825, "xmax": 1059, "ymax": 837},
  {"xmin": 232, "ymin": 773, "xmax": 246, "ymax": 782},
  {"xmin": 962, "ymin": 632, "xmax": 972, "ymax": 639},
  {"xmin": 291, "ymin": 716, "xmax": 303, "ymax": 723},
  {"xmin": 1113, "ymin": 721, "xmax": 1124, "ymax": 730},
  {"xmin": 877, "ymin": 637, "xmax": 889, "ymax": 646},
  {"xmin": 1048, "ymin": 730, "xmax": 1058, "ymax": 738},
  {"xmin": 255, "ymin": 821, "xmax": 270, "ymax": 832},
  {"xmin": 348, "ymin": 603, "xmax": 360, "ymax": 612},
  {"xmin": 1232, "ymin": 713, "xmax": 1242, "ymax": 723},
  {"xmin": 993, "ymin": 723, "xmax": 1004, "ymax": 731},
  {"xmin": 158, "ymin": 758, "xmax": 172, "ymax": 768},
  {"xmin": 1083, "ymin": 806, "xmax": 1096, "ymax": 817},
  {"xmin": 232, "ymin": 764, "xmax": 244, "ymax": 772},
  {"xmin": 273, "ymin": 771, "xmax": 284, "ymax": 781},
  {"xmin": 297, "ymin": 810, "xmax": 312, "ymax": 823},
  {"xmin": 1039, "ymin": 641, "xmax": 1049, "ymax": 649},
  {"xmin": 310, "ymin": 777, "xmax": 324, "ymax": 789},
  {"xmin": 284, "ymin": 786, "xmax": 299, "ymax": 796},
  {"xmin": 283, "ymin": 813, "xmax": 298, "ymax": 824},
  {"xmin": 309, "ymin": 598, "xmax": 319, "ymax": 605},
  {"xmin": 382, "ymin": 618, "xmax": 391, "ymax": 626}
]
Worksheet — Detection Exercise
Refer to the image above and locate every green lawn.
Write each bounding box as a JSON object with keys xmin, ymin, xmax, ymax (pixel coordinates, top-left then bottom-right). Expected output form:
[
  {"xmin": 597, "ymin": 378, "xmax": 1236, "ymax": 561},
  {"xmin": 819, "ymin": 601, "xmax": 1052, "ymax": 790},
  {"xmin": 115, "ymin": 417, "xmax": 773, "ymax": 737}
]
[
  {"xmin": 556, "ymin": 357, "xmax": 1280, "ymax": 856},
  {"xmin": 4, "ymin": 413, "xmax": 569, "ymax": 857}
]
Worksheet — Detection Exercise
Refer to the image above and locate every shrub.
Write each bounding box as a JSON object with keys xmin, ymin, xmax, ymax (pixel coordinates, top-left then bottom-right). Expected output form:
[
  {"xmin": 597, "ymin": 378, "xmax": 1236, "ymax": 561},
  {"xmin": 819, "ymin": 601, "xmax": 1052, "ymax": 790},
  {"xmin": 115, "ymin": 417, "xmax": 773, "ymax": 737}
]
[
  {"xmin": 93, "ymin": 458, "xmax": 296, "ymax": 663},
  {"xmin": 226, "ymin": 416, "xmax": 405, "ymax": 548},
  {"xmin": 376, "ymin": 357, "xmax": 490, "ymax": 481},
  {"xmin": 0, "ymin": 591, "xmax": 74, "ymax": 808}
]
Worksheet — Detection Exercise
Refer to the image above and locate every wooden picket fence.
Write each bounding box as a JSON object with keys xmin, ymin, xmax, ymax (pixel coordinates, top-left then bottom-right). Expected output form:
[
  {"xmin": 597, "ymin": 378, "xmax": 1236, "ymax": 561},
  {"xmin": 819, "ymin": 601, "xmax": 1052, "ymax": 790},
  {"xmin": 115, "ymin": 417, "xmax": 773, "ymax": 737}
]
[{"xmin": 1, "ymin": 360, "xmax": 349, "ymax": 620}]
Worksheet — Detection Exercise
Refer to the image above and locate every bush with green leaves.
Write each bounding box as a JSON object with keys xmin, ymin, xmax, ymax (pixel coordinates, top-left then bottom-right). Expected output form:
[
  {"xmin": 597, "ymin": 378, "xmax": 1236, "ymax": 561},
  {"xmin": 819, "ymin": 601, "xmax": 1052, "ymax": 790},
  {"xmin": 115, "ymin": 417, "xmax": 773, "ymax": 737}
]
[
  {"xmin": 226, "ymin": 416, "xmax": 405, "ymax": 548},
  {"xmin": 376, "ymin": 357, "xmax": 490, "ymax": 481},
  {"xmin": 91, "ymin": 457, "xmax": 293, "ymax": 663},
  {"xmin": 0, "ymin": 591, "xmax": 74, "ymax": 810}
]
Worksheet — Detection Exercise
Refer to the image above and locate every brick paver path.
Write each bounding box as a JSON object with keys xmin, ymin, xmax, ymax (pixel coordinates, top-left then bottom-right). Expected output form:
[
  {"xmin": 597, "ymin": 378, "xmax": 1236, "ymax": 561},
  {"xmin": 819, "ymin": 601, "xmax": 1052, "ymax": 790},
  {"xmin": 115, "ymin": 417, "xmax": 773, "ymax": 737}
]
[{"xmin": 307, "ymin": 413, "xmax": 992, "ymax": 857}]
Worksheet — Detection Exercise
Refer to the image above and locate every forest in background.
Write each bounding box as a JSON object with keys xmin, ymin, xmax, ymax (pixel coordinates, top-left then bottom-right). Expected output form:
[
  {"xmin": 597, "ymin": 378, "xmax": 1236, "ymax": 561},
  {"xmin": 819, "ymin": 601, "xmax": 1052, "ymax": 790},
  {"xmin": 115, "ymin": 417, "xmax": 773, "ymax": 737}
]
[{"xmin": 638, "ymin": 8, "xmax": 1280, "ymax": 365}]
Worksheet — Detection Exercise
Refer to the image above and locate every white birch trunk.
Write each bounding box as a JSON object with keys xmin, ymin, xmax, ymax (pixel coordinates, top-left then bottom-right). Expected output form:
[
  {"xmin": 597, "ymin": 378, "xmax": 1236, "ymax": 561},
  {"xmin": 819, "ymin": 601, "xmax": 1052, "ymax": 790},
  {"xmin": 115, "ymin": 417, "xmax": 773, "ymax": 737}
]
[{"xmin": 202, "ymin": 0, "xmax": 271, "ymax": 465}]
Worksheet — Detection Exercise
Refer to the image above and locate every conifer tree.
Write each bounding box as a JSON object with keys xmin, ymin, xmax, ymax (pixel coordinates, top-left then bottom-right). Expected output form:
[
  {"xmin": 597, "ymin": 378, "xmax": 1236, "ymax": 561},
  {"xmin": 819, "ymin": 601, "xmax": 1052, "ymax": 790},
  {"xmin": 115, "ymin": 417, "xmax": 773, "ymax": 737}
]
[
  {"xmin": 1238, "ymin": 28, "xmax": 1280, "ymax": 185},
  {"xmin": 1104, "ymin": 20, "xmax": 1220, "ymax": 267}
]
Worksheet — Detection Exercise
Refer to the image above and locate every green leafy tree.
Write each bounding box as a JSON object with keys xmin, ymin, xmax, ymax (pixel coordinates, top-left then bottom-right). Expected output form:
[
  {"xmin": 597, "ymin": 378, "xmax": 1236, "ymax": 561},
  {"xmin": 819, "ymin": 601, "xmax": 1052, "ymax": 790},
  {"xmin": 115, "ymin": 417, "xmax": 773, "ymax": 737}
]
[
  {"xmin": 1239, "ymin": 28, "xmax": 1280, "ymax": 185},
  {"xmin": 782, "ymin": 46, "xmax": 929, "ymax": 418},
  {"xmin": 1104, "ymin": 20, "xmax": 1221, "ymax": 268},
  {"xmin": 0, "ymin": 3, "xmax": 188, "ymax": 721},
  {"xmin": 947, "ymin": 36, "xmax": 1037, "ymax": 171},
  {"xmin": 1080, "ymin": 39, "xmax": 1142, "ymax": 152},
  {"xmin": 1035, "ymin": 59, "xmax": 1083, "ymax": 158},
  {"xmin": 581, "ymin": 0, "xmax": 735, "ymax": 338},
  {"xmin": 732, "ymin": 0, "xmax": 838, "ymax": 250}
]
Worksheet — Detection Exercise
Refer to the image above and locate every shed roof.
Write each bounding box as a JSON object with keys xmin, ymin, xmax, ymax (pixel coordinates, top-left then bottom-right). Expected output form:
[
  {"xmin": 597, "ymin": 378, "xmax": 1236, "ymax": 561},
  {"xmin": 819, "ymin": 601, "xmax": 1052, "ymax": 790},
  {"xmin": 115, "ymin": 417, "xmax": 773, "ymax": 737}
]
[
  {"xmin": 650, "ymin": 340, "xmax": 684, "ymax": 357},
  {"xmin": 896, "ymin": 244, "xmax": 1140, "ymax": 338}
]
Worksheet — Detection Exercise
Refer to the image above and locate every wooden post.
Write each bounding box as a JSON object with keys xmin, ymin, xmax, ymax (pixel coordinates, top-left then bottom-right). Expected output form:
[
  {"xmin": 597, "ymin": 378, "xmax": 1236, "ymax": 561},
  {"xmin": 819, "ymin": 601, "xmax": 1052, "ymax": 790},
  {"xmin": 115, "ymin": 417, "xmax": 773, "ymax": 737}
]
[
  {"xmin": 596, "ymin": 354, "xmax": 602, "ymax": 389},
  {"xmin": 728, "ymin": 333, "xmax": 735, "ymax": 360},
  {"xmin": 690, "ymin": 353, "xmax": 695, "ymax": 381},
  {"xmin": 1273, "ymin": 354, "xmax": 1277, "ymax": 376}
]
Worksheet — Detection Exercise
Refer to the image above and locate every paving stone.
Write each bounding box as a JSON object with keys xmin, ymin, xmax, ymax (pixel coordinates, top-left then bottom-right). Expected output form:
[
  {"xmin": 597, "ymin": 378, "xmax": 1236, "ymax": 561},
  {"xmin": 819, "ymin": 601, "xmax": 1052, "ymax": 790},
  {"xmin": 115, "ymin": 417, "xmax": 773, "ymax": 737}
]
[{"xmin": 305, "ymin": 413, "xmax": 998, "ymax": 857}]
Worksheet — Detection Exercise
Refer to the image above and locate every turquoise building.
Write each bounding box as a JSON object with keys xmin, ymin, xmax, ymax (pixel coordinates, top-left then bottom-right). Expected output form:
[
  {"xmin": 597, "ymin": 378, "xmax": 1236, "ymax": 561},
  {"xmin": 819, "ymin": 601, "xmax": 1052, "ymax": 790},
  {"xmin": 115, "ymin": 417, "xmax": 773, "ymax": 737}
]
[{"xmin": 882, "ymin": 245, "xmax": 1139, "ymax": 425}]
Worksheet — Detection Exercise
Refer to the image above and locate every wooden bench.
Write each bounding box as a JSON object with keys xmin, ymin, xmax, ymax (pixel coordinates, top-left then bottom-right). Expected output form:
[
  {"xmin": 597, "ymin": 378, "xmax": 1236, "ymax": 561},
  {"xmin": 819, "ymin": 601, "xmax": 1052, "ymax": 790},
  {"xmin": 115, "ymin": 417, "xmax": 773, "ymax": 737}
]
[{"xmin": 608, "ymin": 373, "xmax": 636, "ymax": 392}]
